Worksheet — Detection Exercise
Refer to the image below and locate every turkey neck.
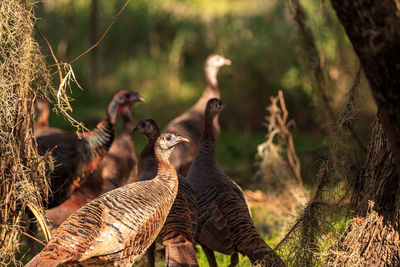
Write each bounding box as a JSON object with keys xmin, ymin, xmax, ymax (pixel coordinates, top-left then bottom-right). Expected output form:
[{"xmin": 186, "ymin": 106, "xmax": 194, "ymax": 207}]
[
  {"xmin": 138, "ymin": 132, "xmax": 159, "ymax": 180},
  {"xmin": 195, "ymin": 110, "xmax": 218, "ymax": 168},
  {"xmin": 83, "ymin": 112, "xmax": 115, "ymax": 159},
  {"xmin": 200, "ymin": 66, "xmax": 220, "ymax": 101},
  {"xmin": 120, "ymin": 107, "xmax": 134, "ymax": 136},
  {"xmin": 154, "ymin": 146, "xmax": 178, "ymax": 184}
]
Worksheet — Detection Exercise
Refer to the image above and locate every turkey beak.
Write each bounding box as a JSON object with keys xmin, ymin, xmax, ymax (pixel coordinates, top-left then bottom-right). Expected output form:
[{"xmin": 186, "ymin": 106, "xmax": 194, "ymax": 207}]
[
  {"xmin": 176, "ymin": 136, "xmax": 190, "ymax": 144},
  {"xmin": 224, "ymin": 58, "xmax": 232, "ymax": 66},
  {"xmin": 136, "ymin": 96, "xmax": 145, "ymax": 103}
]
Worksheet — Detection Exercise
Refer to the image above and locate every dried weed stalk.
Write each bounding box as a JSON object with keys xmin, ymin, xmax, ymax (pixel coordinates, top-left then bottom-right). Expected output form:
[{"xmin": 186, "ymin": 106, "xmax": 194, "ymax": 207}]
[
  {"xmin": 0, "ymin": 1, "xmax": 133, "ymax": 264},
  {"xmin": 273, "ymin": 68, "xmax": 365, "ymax": 266},
  {"xmin": 255, "ymin": 90, "xmax": 305, "ymax": 210},
  {"xmin": 36, "ymin": 25, "xmax": 87, "ymax": 132},
  {"xmin": 0, "ymin": 0, "xmax": 54, "ymax": 264}
]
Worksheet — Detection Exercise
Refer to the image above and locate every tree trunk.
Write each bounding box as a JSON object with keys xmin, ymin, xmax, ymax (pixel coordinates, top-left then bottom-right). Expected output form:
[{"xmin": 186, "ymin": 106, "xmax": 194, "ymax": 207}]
[
  {"xmin": 350, "ymin": 119, "xmax": 398, "ymax": 220},
  {"xmin": 89, "ymin": 0, "xmax": 99, "ymax": 91},
  {"xmin": 327, "ymin": 118, "xmax": 400, "ymax": 266},
  {"xmin": 327, "ymin": 1, "xmax": 400, "ymax": 265},
  {"xmin": 330, "ymin": 0, "xmax": 400, "ymax": 177}
]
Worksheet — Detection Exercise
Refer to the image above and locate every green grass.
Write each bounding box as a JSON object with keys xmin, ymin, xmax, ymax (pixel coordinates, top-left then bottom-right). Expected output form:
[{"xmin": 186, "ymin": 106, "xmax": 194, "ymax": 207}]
[{"xmin": 196, "ymin": 247, "xmax": 254, "ymax": 267}]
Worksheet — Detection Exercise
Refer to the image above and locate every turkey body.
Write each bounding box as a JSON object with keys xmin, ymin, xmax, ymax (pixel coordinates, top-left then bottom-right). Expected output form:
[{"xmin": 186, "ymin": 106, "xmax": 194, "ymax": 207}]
[
  {"xmin": 135, "ymin": 119, "xmax": 199, "ymax": 267},
  {"xmin": 46, "ymin": 168, "xmax": 103, "ymax": 231},
  {"xmin": 36, "ymin": 131, "xmax": 106, "ymax": 209},
  {"xmin": 164, "ymin": 54, "xmax": 230, "ymax": 175},
  {"xmin": 28, "ymin": 180, "xmax": 177, "ymax": 267},
  {"xmin": 26, "ymin": 133, "xmax": 187, "ymax": 267},
  {"xmin": 186, "ymin": 98, "xmax": 284, "ymax": 267},
  {"xmin": 155, "ymin": 175, "xmax": 199, "ymax": 267},
  {"xmin": 164, "ymin": 97, "xmax": 218, "ymax": 176},
  {"xmin": 36, "ymin": 90, "xmax": 141, "ymax": 209},
  {"xmin": 46, "ymin": 104, "xmax": 139, "ymax": 229},
  {"xmin": 100, "ymin": 106, "xmax": 138, "ymax": 194}
]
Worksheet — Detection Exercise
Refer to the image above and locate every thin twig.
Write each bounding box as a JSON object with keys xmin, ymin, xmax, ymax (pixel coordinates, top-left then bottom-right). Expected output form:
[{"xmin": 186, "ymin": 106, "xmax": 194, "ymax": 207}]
[
  {"xmin": 34, "ymin": 25, "xmax": 62, "ymax": 84},
  {"xmin": 34, "ymin": 25, "xmax": 72, "ymax": 111},
  {"xmin": 276, "ymin": 90, "xmax": 303, "ymax": 186},
  {"xmin": 69, "ymin": 0, "xmax": 131, "ymax": 64},
  {"xmin": 278, "ymin": 90, "xmax": 289, "ymax": 125},
  {"xmin": 27, "ymin": 203, "xmax": 52, "ymax": 242},
  {"xmin": 21, "ymin": 232, "xmax": 46, "ymax": 247}
]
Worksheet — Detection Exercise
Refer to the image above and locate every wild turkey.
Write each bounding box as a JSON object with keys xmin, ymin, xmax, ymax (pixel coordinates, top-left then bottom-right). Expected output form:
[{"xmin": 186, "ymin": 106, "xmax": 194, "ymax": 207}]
[
  {"xmin": 186, "ymin": 98, "xmax": 284, "ymax": 267},
  {"xmin": 33, "ymin": 98, "xmax": 64, "ymax": 137},
  {"xmin": 46, "ymin": 102, "xmax": 141, "ymax": 229},
  {"xmin": 164, "ymin": 54, "xmax": 231, "ymax": 175},
  {"xmin": 25, "ymin": 132, "xmax": 189, "ymax": 267},
  {"xmin": 36, "ymin": 90, "xmax": 143, "ymax": 209},
  {"xmin": 135, "ymin": 119, "xmax": 199, "ymax": 267},
  {"xmin": 100, "ymin": 101, "xmax": 139, "ymax": 193}
]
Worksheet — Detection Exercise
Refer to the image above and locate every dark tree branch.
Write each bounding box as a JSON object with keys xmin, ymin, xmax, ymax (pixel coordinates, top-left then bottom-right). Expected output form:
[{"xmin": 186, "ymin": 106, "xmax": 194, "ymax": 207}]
[{"xmin": 330, "ymin": 0, "xmax": 400, "ymax": 177}]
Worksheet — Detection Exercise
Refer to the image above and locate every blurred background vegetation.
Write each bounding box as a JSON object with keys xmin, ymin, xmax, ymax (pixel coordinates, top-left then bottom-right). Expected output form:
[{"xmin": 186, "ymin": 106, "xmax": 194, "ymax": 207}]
[
  {"xmin": 35, "ymin": 0, "xmax": 375, "ymax": 187},
  {"xmin": 26, "ymin": 0, "xmax": 377, "ymax": 264}
]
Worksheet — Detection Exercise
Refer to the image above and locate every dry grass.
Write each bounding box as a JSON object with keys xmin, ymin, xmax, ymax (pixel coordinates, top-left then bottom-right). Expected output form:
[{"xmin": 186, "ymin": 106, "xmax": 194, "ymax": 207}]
[
  {"xmin": 0, "ymin": 1, "xmax": 137, "ymax": 264},
  {"xmin": 259, "ymin": 0, "xmax": 370, "ymax": 264},
  {"xmin": 271, "ymin": 69, "xmax": 366, "ymax": 266},
  {"xmin": 254, "ymin": 90, "xmax": 307, "ymax": 214},
  {"xmin": 326, "ymin": 201, "xmax": 400, "ymax": 266},
  {"xmin": 0, "ymin": 1, "xmax": 55, "ymax": 264}
]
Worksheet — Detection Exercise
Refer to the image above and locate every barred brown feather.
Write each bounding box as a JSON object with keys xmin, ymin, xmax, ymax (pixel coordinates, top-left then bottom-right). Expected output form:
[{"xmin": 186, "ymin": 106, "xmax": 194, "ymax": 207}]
[
  {"xmin": 136, "ymin": 119, "xmax": 199, "ymax": 267},
  {"xmin": 26, "ymin": 133, "xmax": 185, "ymax": 267},
  {"xmin": 187, "ymin": 98, "xmax": 284, "ymax": 267},
  {"xmin": 100, "ymin": 102, "xmax": 139, "ymax": 193},
  {"xmin": 47, "ymin": 103, "xmax": 140, "ymax": 229},
  {"xmin": 36, "ymin": 90, "xmax": 141, "ymax": 209}
]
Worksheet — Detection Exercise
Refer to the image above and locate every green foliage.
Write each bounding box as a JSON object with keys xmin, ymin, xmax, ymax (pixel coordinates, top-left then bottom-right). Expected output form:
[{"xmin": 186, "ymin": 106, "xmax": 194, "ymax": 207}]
[
  {"xmin": 34, "ymin": 0, "xmax": 370, "ymax": 188},
  {"xmin": 37, "ymin": 0, "xmax": 310, "ymax": 128}
]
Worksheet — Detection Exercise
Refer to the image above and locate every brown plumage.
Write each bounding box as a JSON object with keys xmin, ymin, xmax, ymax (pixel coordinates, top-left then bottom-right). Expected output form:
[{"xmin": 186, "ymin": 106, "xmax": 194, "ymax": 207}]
[
  {"xmin": 135, "ymin": 119, "xmax": 199, "ymax": 267},
  {"xmin": 33, "ymin": 98, "xmax": 64, "ymax": 137},
  {"xmin": 186, "ymin": 99, "xmax": 284, "ymax": 267},
  {"xmin": 25, "ymin": 133, "xmax": 189, "ymax": 267},
  {"xmin": 36, "ymin": 90, "xmax": 143, "ymax": 209},
  {"xmin": 46, "ymin": 102, "xmax": 141, "ymax": 229},
  {"xmin": 164, "ymin": 54, "xmax": 231, "ymax": 175},
  {"xmin": 100, "ymin": 101, "xmax": 139, "ymax": 193}
]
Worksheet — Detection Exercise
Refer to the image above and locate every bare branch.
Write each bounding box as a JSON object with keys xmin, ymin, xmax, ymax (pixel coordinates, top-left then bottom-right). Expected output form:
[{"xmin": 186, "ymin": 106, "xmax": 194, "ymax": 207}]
[{"xmin": 69, "ymin": 0, "xmax": 131, "ymax": 64}]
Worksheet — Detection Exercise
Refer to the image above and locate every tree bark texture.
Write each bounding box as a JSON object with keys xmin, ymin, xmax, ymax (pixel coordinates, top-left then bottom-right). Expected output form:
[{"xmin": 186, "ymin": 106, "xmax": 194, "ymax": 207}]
[
  {"xmin": 327, "ymin": 201, "xmax": 400, "ymax": 266},
  {"xmin": 350, "ymin": 119, "xmax": 399, "ymax": 221},
  {"xmin": 330, "ymin": 0, "xmax": 400, "ymax": 177},
  {"xmin": 326, "ymin": 119, "xmax": 400, "ymax": 266}
]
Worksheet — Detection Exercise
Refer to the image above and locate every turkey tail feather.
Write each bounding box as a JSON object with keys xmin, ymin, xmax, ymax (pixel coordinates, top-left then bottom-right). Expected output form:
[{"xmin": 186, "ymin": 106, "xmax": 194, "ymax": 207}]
[
  {"xmin": 25, "ymin": 254, "xmax": 64, "ymax": 267},
  {"xmin": 165, "ymin": 241, "xmax": 199, "ymax": 267}
]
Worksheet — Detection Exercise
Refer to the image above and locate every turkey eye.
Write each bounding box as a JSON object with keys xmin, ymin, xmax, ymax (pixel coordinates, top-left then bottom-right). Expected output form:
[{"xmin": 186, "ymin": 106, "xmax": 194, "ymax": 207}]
[{"xmin": 166, "ymin": 135, "xmax": 172, "ymax": 141}]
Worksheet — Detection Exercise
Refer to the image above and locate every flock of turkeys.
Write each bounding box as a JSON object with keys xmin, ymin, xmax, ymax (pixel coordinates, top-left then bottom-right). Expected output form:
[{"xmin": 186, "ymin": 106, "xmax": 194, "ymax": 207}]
[{"xmin": 26, "ymin": 55, "xmax": 284, "ymax": 267}]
